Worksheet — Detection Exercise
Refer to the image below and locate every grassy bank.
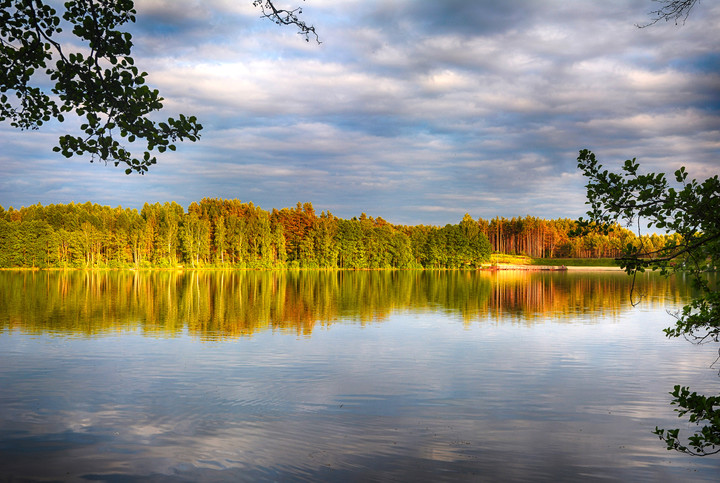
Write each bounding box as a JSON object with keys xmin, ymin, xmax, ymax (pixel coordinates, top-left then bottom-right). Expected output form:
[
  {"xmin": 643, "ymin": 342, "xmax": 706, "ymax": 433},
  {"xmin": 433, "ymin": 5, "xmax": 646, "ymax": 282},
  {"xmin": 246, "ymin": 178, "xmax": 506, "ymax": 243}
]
[
  {"xmin": 489, "ymin": 254, "xmax": 533, "ymax": 265},
  {"xmin": 531, "ymin": 257, "xmax": 620, "ymax": 267},
  {"xmin": 488, "ymin": 254, "xmax": 619, "ymax": 267}
]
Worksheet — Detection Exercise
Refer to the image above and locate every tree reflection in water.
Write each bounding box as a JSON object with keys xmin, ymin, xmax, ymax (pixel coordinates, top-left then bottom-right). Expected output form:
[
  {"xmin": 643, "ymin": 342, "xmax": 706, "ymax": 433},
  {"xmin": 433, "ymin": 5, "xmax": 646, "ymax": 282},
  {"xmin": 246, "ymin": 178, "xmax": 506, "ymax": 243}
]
[
  {"xmin": 0, "ymin": 269, "xmax": 691, "ymax": 339},
  {"xmin": 0, "ymin": 269, "xmax": 715, "ymax": 482}
]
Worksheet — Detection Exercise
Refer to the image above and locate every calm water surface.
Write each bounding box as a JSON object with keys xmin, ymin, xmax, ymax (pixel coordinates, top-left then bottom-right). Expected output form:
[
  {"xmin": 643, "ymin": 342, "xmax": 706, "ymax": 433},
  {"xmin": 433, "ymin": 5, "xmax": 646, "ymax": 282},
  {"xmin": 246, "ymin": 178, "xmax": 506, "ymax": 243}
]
[{"xmin": 0, "ymin": 270, "xmax": 718, "ymax": 481}]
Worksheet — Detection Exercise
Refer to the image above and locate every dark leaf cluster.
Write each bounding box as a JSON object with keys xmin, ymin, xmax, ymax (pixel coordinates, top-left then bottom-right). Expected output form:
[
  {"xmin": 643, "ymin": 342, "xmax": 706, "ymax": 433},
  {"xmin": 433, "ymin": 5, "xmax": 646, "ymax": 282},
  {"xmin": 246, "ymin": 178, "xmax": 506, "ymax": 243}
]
[
  {"xmin": 577, "ymin": 149, "xmax": 720, "ymax": 456},
  {"xmin": 654, "ymin": 386, "xmax": 720, "ymax": 456},
  {"xmin": 0, "ymin": 0, "xmax": 203, "ymax": 173}
]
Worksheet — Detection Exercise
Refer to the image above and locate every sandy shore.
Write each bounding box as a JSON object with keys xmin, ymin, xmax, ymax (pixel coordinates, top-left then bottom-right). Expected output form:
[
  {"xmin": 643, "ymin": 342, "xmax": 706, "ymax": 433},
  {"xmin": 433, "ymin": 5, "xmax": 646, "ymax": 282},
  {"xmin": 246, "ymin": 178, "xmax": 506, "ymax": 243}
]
[
  {"xmin": 488, "ymin": 264, "xmax": 624, "ymax": 271},
  {"xmin": 565, "ymin": 265, "xmax": 624, "ymax": 271}
]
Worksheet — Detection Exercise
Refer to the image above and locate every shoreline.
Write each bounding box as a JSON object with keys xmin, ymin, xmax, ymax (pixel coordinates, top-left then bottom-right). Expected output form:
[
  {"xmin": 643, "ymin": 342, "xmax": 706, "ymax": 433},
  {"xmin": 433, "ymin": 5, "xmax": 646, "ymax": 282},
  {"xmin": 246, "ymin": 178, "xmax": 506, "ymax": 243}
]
[
  {"xmin": 0, "ymin": 264, "xmax": 626, "ymax": 272},
  {"xmin": 565, "ymin": 265, "xmax": 624, "ymax": 271},
  {"xmin": 486, "ymin": 264, "xmax": 623, "ymax": 271}
]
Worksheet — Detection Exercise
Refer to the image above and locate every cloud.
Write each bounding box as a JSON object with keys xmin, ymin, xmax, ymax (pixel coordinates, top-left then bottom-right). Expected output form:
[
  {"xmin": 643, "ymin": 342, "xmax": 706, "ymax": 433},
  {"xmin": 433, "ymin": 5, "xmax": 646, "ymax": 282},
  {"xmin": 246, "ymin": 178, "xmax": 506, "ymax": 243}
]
[{"xmin": 0, "ymin": 0, "xmax": 718, "ymax": 225}]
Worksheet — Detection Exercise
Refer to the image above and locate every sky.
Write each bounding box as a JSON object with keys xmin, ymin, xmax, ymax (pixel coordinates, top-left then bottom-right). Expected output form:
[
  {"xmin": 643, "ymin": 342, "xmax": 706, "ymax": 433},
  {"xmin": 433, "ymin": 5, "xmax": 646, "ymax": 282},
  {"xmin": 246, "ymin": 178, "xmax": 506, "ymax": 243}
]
[{"xmin": 0, "ymin": 0, "xmax": 718, "ymax": 226}]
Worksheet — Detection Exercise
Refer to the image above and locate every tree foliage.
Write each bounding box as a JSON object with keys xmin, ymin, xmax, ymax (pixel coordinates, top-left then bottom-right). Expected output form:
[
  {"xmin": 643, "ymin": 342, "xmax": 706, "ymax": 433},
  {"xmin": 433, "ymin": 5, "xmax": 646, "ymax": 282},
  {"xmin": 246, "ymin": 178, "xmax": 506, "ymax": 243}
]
[
  {"xmin": 0, "ymin": 0, "xmax": 316, "ymax": 173},
  {"xmin": 0, "ymin": 200, "xmax": 496, "ymax": 270},
  {"xmin": 0, "ymin": 198, "xmax": 681, "ymax": 270},
  {"xmin": 577, "ymin": 149, "xmax": 720, "ymax": 456},
  {"xmin": 0, "ymin": 0, "xmax": 203, "ymax": 173}
]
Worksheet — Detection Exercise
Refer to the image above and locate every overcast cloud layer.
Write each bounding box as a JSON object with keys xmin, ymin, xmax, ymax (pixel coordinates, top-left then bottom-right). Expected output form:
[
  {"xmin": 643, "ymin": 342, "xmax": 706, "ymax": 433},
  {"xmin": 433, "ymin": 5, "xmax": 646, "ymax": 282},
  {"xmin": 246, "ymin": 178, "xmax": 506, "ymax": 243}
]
[{"xmin": 1, "ymin": 0, "xmax": 718, "ymax": 225}]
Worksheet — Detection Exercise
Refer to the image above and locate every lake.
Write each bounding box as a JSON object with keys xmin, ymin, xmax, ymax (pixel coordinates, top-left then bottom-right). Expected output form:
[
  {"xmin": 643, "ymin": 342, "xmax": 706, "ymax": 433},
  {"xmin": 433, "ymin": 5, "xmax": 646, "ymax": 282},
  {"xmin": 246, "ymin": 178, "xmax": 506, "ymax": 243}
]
[{"xmin": 0, "ymin": 269, "xmax": 718, "ymax": 481}]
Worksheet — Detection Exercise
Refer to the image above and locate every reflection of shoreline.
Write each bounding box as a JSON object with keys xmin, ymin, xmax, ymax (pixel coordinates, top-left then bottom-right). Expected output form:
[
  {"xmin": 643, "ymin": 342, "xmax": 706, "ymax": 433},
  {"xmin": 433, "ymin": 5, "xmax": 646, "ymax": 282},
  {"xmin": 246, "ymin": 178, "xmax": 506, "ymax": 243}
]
[
  {"xmin": 0, "ymin": 265, "xmax": 626, "ymax": 272},
  {"xmin": 565, "ymin": 266, "xmax": 625, "ymax": 271},
  {"xmin": 0, "ymin": 271, "xmax": 687, "ymax": 339},
  {"xmin": 487, "ymin": 265, "xmax": 625, "ymax": 271},
  {"xmin": 486, "ymin": 265, "xmax": 568, "ymax": 271}
]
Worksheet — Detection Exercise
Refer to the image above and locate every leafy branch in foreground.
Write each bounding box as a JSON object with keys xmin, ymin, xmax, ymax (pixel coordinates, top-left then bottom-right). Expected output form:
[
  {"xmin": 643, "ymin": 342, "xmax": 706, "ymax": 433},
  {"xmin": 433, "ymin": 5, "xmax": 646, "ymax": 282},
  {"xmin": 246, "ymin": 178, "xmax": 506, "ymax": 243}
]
[
  {"xmin": 0, "ymin": 0, "xmax": 318, "ymax": 173},
  {"xmin": 0, "ymin": 0, "xmax": 203, "ymax": 174},
  {"xmin": 577, "ymin": 148, "xmax": 720, "ymax": 456},
  {"xmin": 654, "ymin": 386, "xmax": 720, "ymax": 456}
]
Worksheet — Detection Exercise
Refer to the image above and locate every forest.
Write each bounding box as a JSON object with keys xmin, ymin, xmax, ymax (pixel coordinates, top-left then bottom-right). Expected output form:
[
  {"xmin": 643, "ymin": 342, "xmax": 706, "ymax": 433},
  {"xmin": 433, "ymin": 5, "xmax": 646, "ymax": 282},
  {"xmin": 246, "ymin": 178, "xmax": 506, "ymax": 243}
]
[{"xmin": 0, "ymin": 199, "xmax": 678, "ymax": 269}]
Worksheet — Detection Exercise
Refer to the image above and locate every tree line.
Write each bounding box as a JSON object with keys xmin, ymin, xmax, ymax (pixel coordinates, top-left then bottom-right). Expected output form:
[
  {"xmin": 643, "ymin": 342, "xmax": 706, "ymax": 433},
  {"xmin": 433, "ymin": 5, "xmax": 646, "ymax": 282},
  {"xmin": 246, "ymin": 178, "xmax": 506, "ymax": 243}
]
[{"xmin": 0, "ymin": 198, "xmax": 677, "ymax": 269}]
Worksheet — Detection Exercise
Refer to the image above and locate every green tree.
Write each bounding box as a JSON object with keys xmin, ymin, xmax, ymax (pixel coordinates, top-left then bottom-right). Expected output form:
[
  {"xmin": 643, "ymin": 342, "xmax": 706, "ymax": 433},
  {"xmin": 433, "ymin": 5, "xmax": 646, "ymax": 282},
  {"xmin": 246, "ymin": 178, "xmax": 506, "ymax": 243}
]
[
  {"xmin": 460, "ymin": 214, "xmax": 493, "ymax": 267},
  {"xmin": 390, "ymin": 231, "xmax": 413, "ymax": 268},
  {"xmin": 577, "ymin": 149, "xmax": 720, "ymax": 456},
  {"xmin": 244, "ymin": 204, "xmax": 273, "ymax": 267},
  {"xmin": 156, "ymin": 202, "xmax": 183, "ymax": 266},
  {"xmin": 0, "ymin": 218, "xmax": 11, "ymax": 267},
  {"xmin": 127, "ymin": 209, "xmax": 145, "ymax": 266},
  {"xmin": 225, "ymin": 214, "xmax": 247, "ymax": 266},
  {"xmin": 181, "ymin": 209, "xmax": 210, "ymax": 267},
  {"xmin": 336, "ymin": 218, "xmax": 366, "ymax": 269},
  {"xmin": 108, "ymin": 207, "xmax": 131, "ymax": 266},
  {"xmin": 213, "ymin": 215, "xmax": 227, "ymax": 265},
  {"xmin": 312, "ymin": 211, "xmax": 339, "ymax": 268}
]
